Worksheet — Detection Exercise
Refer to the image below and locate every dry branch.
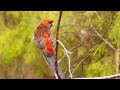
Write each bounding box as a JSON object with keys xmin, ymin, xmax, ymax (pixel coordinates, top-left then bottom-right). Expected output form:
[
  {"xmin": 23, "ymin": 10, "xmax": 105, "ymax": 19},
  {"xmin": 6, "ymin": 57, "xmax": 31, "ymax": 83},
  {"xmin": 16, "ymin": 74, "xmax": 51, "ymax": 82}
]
[
  {"xmin": 57, "ymin": 40, "xmax": 73, "ymax": 79},
  {"xmin": 55, "ymin": 11, "xmax": 62, "ymax": 79},
  {"xmin": 87, "ymin": 13, "xmax": 116, "ymax": 51},
  {"xmin": 74, "ymin": 74, "xmax": 120, "ymax": 79}
]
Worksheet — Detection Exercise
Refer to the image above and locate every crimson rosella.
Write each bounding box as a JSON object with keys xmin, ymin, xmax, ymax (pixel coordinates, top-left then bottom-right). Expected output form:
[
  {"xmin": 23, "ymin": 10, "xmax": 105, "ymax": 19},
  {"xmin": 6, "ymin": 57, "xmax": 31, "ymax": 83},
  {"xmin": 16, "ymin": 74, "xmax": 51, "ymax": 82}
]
[{"xmin": 34, "ymin": 19, "xmax": 64, "ymax": 79}]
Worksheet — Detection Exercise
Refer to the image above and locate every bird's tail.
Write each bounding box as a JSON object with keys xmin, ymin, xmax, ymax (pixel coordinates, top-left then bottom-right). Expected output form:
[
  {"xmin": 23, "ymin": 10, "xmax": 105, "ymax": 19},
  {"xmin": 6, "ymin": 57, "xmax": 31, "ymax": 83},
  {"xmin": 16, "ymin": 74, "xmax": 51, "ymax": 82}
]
[{"xmin": 43, "ymin": 54, "xmax": 65, "ymax": 79}]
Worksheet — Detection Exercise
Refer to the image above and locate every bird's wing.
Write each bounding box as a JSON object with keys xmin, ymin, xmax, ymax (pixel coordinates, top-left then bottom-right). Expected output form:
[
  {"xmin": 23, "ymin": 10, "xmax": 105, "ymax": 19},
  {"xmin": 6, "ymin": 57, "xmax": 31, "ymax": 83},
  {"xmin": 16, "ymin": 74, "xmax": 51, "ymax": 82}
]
[{"xmin": 34, "ymin": 26, "xmax": 46, "ymax": 49}]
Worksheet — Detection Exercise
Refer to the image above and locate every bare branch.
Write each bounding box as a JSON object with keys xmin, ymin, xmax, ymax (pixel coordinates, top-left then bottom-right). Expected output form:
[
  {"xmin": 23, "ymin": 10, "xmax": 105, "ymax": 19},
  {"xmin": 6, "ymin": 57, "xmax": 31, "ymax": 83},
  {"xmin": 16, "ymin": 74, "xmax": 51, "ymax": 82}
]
[
  {"xmin": 92, "ymin": 24, "xmax": 116, "ymax": 51},
  {"xmin": 102, "ymin": 11, "xmax": 114, "ymax": 38},
  {"xmin": 94, "ymin": 11, "xmax": 102, "ymax": 22},
  {"xmin": 57, "ymin": 40, "xmax": 73, "ymax": 79},
  {"xmin": 55, "ymin": 11, "xmax": 62, "ymax": 79},
  {"xmin": 74, "ymin": 74, "xmax": 120, "ymax": 79},
  {"xmin": 69, "ymin": 42, "xmax": 83, "ymax": 51},
  {"xmin": 87, "ymin": 13, "xmax": 116, "ymax": 51},
  {"xmin": 72, "ymin": 47, "xmax": 96, "ymax": 74},
  {"xmin": 78, "ymin": 11, "xmax": 89, "ymax": 16},
  {"xmin": 57, "ymin": 12, "xmax": 116, "ymax": 78}
]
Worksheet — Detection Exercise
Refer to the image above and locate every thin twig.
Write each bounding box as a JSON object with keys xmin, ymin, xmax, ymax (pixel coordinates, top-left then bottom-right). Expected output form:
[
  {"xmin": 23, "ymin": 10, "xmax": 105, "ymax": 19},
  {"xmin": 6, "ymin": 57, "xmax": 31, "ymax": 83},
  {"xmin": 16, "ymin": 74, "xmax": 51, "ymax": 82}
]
[
  {"xmin": 78, "ymin": 11, "xmax": 89, "ymax": 16},
  {"xmin": 61, "ymin": 12, "xmax": 114, "ymax": 76},
  {"xmin": 92, "ymin": 25, "xmax": 116, "ymax": 51},
  {"xmin": 58, "ymin": 42, "xmax": 83, "ymax": 65},
  {"xmin": 87, "ymin": 13, "xmax": 116, "ymax": 51},
  {"xmin": 57, "ymin": 12, "xmax": 115, "ymax": 78},
  {"xmin": 57, "ymin": 40, "xmax": 73, "ymax": 79},
  {"xmin": 102, "ymin": 11, "xmax": 114, "ymax": 38},
  {"xmin": 74, "ymin": 74, "xmax": 120, "ymax": 79},
  {"xmin": 72, "ymin": 47, "xmax": 96, "ymax": 74},
  {"xmin": 55, "ymin": 11, "xmax": 62, "ymax": 79},
  {"xmin": 94, "ymin": 11, "xmax": 102, "ymax": 22},
  {"xmin": 69, "ymin": 42, "xmax": 84, "ymax": 51}
]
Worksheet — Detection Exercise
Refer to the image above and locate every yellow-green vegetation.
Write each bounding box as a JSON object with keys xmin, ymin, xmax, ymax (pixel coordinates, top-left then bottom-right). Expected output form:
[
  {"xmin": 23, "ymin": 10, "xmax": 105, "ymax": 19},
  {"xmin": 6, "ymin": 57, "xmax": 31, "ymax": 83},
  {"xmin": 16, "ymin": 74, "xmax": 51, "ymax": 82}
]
[{"xmin": 0, "ymin": 11, "xmax": 119, "ymax": 78}]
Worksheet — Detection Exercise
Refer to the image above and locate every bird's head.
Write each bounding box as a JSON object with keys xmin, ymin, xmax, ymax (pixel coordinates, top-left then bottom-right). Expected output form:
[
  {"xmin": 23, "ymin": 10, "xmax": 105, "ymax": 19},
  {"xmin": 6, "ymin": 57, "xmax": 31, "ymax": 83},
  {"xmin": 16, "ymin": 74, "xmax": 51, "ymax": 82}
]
[{"xmin": 40, "ymin": 19, "xmax": 54, "ymax": 28}]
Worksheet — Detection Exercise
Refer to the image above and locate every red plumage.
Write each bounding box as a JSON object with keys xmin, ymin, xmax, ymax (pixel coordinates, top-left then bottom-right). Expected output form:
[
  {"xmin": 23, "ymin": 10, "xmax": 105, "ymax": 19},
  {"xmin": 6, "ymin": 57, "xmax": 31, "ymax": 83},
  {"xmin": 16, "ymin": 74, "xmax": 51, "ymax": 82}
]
[{"xmin": 34, "ymin": 19, "xmax": 64, "ymax": 79}]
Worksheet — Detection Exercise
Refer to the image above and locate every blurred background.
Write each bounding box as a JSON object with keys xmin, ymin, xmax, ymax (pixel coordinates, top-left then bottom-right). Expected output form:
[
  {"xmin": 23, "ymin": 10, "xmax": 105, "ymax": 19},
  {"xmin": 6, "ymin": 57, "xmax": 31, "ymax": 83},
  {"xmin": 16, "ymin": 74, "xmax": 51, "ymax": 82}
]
[{"xmin": 0, "ymin": 11, "xmax": 120, "ymax": 79}]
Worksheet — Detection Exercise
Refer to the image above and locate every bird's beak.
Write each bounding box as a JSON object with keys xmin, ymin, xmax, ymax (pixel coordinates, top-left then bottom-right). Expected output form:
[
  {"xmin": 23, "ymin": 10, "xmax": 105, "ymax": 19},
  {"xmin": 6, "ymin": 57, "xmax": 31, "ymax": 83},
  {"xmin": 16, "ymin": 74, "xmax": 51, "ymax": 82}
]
[{"xmin": 52, "ymin": 22, "xmax": 54, "ymax": 26}]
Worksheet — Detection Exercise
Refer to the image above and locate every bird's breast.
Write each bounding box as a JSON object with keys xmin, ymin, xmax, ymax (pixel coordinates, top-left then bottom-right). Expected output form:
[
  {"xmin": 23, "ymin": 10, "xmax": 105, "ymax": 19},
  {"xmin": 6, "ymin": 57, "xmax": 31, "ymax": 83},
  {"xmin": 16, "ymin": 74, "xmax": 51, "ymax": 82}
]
[{"xmin": 45, "ymin": 35, "xmax": 53, "ymax": 56}]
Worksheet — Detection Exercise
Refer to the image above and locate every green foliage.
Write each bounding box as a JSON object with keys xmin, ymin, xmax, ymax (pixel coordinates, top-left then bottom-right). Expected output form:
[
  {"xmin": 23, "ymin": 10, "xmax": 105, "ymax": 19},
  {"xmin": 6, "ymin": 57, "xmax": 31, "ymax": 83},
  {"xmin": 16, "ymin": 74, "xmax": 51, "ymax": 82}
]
[
  {"xmin": 0, "ymin": 11, "xmax": 118, "ymax": 78},
  {"xmin": 92, "ymin": 43, "xmax": 108, "ymax": 62},
  {"xmin": 0, "ymin": 11, "xmax": 60, "ymax": 78},
  {"xmin": 108, "ymin": 12, "xmax": 120, "ymax": 47},
  {"xmin": 86, "ymin": 56, "xmax": 115, "ymax": 77}
]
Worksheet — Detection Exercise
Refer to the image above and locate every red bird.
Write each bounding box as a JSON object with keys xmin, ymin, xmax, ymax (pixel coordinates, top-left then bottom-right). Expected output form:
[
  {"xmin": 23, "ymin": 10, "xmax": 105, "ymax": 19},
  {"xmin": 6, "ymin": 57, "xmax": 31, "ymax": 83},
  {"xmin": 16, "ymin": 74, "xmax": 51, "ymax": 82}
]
[{"xmin": 34, "ymin": 19, "xmax": 64, "ymax": 79}]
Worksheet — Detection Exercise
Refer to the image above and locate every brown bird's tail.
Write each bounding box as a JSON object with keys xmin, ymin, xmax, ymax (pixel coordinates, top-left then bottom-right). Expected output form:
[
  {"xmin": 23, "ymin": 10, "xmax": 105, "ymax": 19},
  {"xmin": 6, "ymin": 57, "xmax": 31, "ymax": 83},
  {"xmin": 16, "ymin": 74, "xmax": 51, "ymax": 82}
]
[{"xmin": 43, "ymin": 54, "xmax": 65, "ymax": 79}]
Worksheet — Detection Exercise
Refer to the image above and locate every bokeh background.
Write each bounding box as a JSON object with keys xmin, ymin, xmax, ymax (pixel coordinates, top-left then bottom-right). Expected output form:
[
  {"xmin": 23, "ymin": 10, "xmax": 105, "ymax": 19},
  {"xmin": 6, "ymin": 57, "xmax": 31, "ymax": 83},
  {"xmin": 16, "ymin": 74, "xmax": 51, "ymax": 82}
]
[{"xmin": 0, "ymin": 11, "xmax": 120, "ymax": 79}]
